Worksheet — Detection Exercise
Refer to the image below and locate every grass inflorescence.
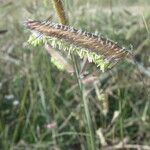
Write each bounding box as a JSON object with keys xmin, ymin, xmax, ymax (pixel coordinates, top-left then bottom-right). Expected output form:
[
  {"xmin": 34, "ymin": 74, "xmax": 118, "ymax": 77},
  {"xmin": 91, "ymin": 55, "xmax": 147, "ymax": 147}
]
[{"xmin": 26, "ymin": 20, "xmax": 129, "ymax": 71}]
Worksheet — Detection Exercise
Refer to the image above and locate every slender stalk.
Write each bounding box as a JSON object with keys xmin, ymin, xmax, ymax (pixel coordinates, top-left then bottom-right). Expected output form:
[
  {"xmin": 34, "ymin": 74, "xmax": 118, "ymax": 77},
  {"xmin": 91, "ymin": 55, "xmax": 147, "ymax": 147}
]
[
  {"xmin": 72, "ymin": 55, "xmax": 96, "ymax": 150},
  {"xmin": 51, "ymin": 0, "xmax": 96, "ymax": 149},
  {"xmin": 51, "ymin": 0, "xmax": 68, "ymax": 25}
]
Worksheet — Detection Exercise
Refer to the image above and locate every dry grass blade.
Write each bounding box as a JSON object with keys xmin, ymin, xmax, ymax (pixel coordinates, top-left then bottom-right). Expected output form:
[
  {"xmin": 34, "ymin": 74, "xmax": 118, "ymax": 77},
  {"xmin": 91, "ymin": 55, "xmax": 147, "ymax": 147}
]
[{"xmin": 45, "ymin": 43, "xmax": 74, "ymax": 73}]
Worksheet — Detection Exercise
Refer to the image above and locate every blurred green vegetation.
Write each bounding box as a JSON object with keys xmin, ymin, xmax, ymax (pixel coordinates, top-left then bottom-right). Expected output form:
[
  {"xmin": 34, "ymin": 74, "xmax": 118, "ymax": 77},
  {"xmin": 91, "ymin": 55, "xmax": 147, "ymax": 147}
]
[{"xmin": 0, "ymin": 0, "xmax": 150, "ymax": 150}]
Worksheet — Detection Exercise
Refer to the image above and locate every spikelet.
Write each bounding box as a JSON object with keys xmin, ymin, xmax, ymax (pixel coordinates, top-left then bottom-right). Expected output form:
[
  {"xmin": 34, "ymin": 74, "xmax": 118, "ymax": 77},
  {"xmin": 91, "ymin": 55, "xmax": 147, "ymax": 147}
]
[{"xmin": 26, "ymin": 20, "xmax": 129, "ymax": 71}]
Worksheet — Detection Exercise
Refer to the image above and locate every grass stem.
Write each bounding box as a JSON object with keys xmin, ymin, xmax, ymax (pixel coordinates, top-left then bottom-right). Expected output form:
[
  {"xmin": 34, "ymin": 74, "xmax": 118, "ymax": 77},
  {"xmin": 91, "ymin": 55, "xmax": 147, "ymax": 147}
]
[{"xmin": 51, "ymin": 0, "xmax": 96, "ymax": 149}]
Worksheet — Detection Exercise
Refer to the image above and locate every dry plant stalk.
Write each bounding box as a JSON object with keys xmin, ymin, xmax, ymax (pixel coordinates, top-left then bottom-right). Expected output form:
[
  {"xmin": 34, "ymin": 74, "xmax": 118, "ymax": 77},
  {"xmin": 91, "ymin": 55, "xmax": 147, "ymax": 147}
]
[
  {"xmin": 51, "ymin": 0, "xmax": 68, "ymax": 25},
  {"xmin": 26, "ymin": 20, "xmax": 129, "ymax": 62}
]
